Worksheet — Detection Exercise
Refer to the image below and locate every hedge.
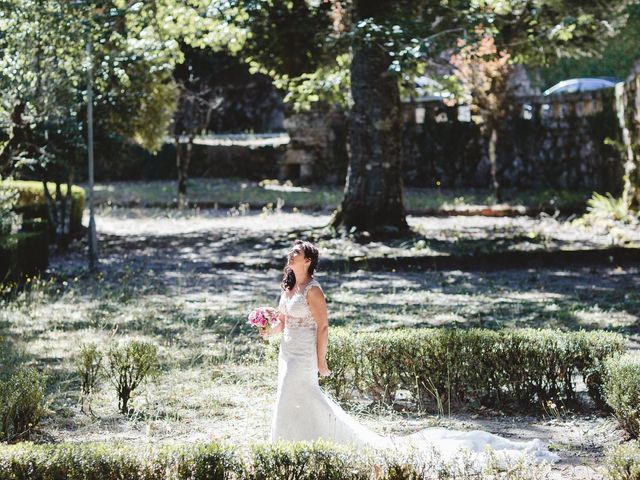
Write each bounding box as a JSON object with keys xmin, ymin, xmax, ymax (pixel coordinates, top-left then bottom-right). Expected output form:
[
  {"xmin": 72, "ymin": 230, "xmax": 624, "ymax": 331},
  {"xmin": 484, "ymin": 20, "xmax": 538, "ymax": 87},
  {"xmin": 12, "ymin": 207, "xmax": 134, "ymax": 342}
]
[
  {"xmin": 0, "ymin": 231, "xmax": 48, "ymax": 282},
  {"xmin": 269, "ymin": 327, "xmax": 626, "ymax": 410},
  {"xmin": 0, "ymin": 442, "xmax": 242, "ymax": 480},
  {"xmin": 2, "ymin": 180, "xmax": 85, "ymax": 233},
  {"xmin": 0, "ymin": 440, "xmax": 546, "ymax": 480},
  {"xmin": 605, "ymin": 355, "xmax": 640, "ymax": 438},
  {"xmin": 604, "ymin": 441, "xmax": 640, "ymax": 480}
]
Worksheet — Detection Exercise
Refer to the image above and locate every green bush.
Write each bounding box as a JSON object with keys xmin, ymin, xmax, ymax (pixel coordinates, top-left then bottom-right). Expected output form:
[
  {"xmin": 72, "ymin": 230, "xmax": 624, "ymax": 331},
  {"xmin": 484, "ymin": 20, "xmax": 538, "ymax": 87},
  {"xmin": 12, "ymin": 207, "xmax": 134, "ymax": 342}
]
[
  {"xmin": 269, "ymin": 327, "xmax": 625, "ymax": 410},
  {"xmin": 0, "ymin": 231, "xmax": 48, "ymax": 282},
  {"xmin": 605, "ymin": 355, "xmax": 640, "ymax": 438},
  {"xmin": 0, "ymin": 366, "xmax": 47, "ymax": 442},
  {"xmin": 604, "ymin": 441, "xmax": 640, "ymax": 480},
  {"xmin": 0, "ymin": 442, "xmax": 242, "ymax": 480},
  {"xmin": 106, "ymin": 341, "xmax": 160, "ymax": 415},
  {"xmin": 0, "ymin": 440, "xmax": 544, "ymax": 480},
  {"xmin": 3, "ymin": 180, "xmax": 85, "ymax": 233},
  {"xmin": 252, "ymin": 441, "xmax": 370, "ymax": 480},
  {"xmin": 0, "ymin": 182, "xmax": 18, "ymax": 235}
]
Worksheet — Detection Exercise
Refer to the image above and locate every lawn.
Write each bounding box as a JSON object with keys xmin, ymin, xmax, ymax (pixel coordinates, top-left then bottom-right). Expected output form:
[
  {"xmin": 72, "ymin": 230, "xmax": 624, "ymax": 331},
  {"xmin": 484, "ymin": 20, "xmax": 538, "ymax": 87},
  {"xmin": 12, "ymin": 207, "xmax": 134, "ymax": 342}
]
[
  {"xmin": 87, "ymin": 178, "xmax": 590, "ymax": 213},
  {"xmin": 1, "ymin": 206, "xmax": 638, "ymax": 479}
]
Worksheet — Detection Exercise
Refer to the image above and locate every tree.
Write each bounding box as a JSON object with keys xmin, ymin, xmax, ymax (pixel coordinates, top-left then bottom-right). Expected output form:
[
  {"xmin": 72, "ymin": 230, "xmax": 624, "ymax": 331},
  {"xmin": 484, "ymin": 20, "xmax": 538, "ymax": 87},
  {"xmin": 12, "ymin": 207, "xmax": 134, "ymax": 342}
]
[
  {"xmin": 221, "ymin": 0, "xmax": 633, "ymax": 234},
  {"xmin": 0, "ymin": 0, "xmax": 182, "ymax": 249},
  {"xmin": 448, "ymin": 31, "xmax": 515, "ymax": 202},
  {"xmin": 171, "ymin": 47, "xmax": 224, "ymax": 202}
]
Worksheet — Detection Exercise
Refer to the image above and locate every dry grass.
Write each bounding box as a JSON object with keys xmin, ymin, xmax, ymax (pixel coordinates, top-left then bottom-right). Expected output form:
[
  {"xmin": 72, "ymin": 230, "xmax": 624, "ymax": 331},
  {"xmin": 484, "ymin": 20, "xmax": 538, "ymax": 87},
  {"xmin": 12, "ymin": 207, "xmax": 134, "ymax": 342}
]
[{"xmin": 1, "ymin": 207, "xmax": 639, "ymax": 479}]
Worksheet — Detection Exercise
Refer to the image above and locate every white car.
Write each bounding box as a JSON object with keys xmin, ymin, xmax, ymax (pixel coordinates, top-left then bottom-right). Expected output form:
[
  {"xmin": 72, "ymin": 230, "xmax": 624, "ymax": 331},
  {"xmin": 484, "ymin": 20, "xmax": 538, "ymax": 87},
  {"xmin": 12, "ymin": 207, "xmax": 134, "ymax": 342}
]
[{"xmin": 543, "ymin": 77, "xmax": 620, "ymax": 96}]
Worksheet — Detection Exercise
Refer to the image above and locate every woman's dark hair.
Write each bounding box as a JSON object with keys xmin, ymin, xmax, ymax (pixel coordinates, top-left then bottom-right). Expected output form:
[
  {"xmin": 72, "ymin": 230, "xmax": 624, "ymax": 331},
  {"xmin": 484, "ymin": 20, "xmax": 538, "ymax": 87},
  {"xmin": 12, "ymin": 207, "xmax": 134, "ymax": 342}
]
[{"xmin": 281, "ymin": 240, "xmax": 319, "ymax": 291}]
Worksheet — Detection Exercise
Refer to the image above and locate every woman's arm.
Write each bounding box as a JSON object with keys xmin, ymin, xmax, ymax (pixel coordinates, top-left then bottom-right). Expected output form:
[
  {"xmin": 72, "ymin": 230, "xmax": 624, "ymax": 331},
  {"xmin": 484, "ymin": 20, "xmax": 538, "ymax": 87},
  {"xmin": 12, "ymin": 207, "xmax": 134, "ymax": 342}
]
[{"xmin": 307, "ymin": 287, "xmax": 331, "ymax": 377}]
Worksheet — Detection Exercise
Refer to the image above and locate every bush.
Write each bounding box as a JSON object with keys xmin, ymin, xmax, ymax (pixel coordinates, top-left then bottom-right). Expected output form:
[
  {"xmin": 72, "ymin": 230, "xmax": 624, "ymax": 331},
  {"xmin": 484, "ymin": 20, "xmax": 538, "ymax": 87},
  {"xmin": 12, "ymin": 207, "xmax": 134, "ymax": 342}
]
[
  {"xmin": 0, "ymin": 366, "xmax": 47, "ymax": 442},
  {"xmin": 0, "ymin": 232, "xmax": 48, "ymax": 282},
  {"xmin": 75, "ymin": 343, "xmax": 103, "ymax": 414},
  {"xmin": 0, "ymin": 442, "xmax": 242, "ymax": 480},
  {"xmin": 268, "ymin": 327, "xmax": 625, "ymax": 410},
  {"xmin": 106, "ymin": 341, "xmax": 160, "ymax": 414},
  {"xmin": 3, "ymin": 180, "xmax": 85, "ymax": 233},
  {"xmin": 0, "ymin": 440, "xmax": 545, "ymax": 480},
  {"xmin": 604, "ymin": 441, "xmax": 640, "ymax": 480},
  {"xmin": 605, "ymin": 355, "xmax": 640, "ymax": 438},
  {"xmin": 0, "ymin": 182, "xmax": 19, "ymax": 235},
  {"xmin": 251, "ymin": 441, "xmax": 370, "ymax": 480}
]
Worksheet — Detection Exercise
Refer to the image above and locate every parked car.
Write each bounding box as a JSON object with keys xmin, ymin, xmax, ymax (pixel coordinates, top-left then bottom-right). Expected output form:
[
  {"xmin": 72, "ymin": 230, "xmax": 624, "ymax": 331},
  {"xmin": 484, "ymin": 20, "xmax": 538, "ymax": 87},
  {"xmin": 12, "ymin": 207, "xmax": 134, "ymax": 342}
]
[{"xmin": 543, "ymin": 77, "xmax": 620, "ymax": 96}]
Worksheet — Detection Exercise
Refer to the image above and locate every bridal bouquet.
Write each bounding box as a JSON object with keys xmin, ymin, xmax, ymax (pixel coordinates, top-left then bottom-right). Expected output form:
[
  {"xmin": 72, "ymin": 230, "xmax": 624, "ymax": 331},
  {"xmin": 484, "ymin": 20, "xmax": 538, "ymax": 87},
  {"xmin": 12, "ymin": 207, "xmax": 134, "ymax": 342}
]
[{"xmin": 247, "ymin": 306, "xmax": 279, "ymax": 331}]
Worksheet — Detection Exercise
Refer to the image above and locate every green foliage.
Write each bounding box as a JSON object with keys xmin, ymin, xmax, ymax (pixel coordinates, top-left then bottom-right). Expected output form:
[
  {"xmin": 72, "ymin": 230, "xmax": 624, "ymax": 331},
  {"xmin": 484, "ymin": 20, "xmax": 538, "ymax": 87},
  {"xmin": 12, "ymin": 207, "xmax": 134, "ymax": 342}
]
[
  {"xmin": 0, "ymin": 231, "xmax": 48, "ymax": 283},
  {"xmin": 106, "ymin": 341, "xmax": 160, "ymax": 415},
  {"xmin": 272, "ymin": 327, "xmax": 626, "ymax": 410},
  {"xmin": 251, "ymin": 441, "xmax": 370, "ymax": 480},
  {"xmin": 75, "ymin": 343, "xmax": 103, "ymax": 415},
  {"xmin": 4, "ymin": 180, "xmax": 85, "ymax": 233},
  {"xmin": 0, "ymin": 181, "xmax": 18, "ymax": 235},
  {"xmin": 0, "ymin": 366, "xmax": 46, "ymax": 442},
  {"xmin": 0, "ymin": 440, "xmax": 545, "ymax": 480},
  {"xmin": 0, "ymin": 441, "xmax": 242, "ymax": 480},
  {"xmin": 587, "ymin": 192, "xmax": 638, "ymax": 223},
  {"xmin": 605, "ymin": 441, "xmax": 640, "ymax": 480},
  {"xmin": 76, "ymin": 343, "xmax": 102, "ymax": 397},
  {"xmin": 605, "ymin": 355, "xmax": 640, "ymax": 438},
  {"xmin": 536, "ymin": 3, "xmax": 640, "ymax": 89}
]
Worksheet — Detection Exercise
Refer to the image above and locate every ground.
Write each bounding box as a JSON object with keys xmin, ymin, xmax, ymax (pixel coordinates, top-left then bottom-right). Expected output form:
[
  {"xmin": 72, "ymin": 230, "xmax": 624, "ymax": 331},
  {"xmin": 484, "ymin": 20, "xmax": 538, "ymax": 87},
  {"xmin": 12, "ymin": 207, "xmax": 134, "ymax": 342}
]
[{"xmin": 2, "ymin": 189, "xmax": 639, "ymax": 479}]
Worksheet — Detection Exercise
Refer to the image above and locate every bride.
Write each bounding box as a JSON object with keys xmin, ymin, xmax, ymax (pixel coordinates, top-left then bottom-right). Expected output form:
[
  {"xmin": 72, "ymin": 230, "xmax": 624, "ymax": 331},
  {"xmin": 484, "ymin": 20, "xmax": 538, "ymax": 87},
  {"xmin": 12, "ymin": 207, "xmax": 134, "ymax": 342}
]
[{"xmin": 258, "ymin": 240, "xmax": 559, "ymax": 467}]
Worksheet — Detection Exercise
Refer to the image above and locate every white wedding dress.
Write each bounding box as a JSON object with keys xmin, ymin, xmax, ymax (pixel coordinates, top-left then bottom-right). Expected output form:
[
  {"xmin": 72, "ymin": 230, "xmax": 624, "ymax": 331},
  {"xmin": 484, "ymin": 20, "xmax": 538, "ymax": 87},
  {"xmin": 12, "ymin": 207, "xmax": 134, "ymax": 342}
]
[{"xmin": 269, "ymin": 279, "xmax": 560, "ymax": 469}]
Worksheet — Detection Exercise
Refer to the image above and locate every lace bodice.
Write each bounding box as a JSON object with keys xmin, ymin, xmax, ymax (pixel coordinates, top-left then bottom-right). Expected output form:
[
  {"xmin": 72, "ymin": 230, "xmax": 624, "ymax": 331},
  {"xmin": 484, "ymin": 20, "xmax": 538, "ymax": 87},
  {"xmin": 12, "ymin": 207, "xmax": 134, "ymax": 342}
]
[{"xmin": 278, "ymin": 279, "xmax": 324, "ymax": 330}]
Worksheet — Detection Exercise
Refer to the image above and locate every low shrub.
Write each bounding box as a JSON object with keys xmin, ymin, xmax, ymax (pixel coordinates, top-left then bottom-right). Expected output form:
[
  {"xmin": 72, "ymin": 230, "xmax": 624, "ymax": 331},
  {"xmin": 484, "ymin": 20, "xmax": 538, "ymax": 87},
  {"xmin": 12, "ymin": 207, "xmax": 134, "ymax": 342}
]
[
  {"xmin": 75, "ymin": 343, "xmax": 103, "ymax": 414},
  {"xmin": 106, "ymin": 341, "xmax": 160, "ymax": 414},
  {"xmin": 0, "ymin": 442, "xmax": 242, "ymax": 480},
  {"xmin": 0, "ymin": 182, "xmax": 18, "ymax": 235},
  {"xmin": 604, "ymin": 441, "xmax": 640, "ymax": 480},
  {"xmin": 605, "ymin": 355, "xmax": 640, "ymax": 438},
  {"xmin": 269, "ymin": 327, "xmax": 626, "ymax": 410},
  {"xmin": 3, "ymin": 180, "xmax": 85, "ymax": 233},
  {"xmin": 0, "ymin": 366, "xmax": 47, "ymax": 442},
  {"xmin": 251, "ymin": 441, "xmax": 370, "ymax": 480},
  {"xmin": 0, "ymin": 231, "xmax": 48, "ymax": 282},
  {"xmin": 0, "ymin": 440, "xmax": 545, "ymax": 480}
]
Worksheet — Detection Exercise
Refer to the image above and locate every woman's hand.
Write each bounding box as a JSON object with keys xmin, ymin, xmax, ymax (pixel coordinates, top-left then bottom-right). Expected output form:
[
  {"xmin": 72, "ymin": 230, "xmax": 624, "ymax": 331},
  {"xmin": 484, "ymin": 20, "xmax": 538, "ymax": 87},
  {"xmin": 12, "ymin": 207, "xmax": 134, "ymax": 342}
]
[
  {"xmin": 258, "ymin": 326, "xmax": 270, "ymax": 338},
  {"xmin": 318, "ymin": 361, "xmax": 331, "ymax": 377}
]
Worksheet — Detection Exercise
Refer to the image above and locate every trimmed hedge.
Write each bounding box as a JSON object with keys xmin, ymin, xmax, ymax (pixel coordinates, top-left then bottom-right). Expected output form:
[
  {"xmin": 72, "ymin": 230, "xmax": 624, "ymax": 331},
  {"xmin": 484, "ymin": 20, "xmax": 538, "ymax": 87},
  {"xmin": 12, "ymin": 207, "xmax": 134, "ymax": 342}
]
[
  {"xmin": 0, "ymin": 440, "xmax": 545, "ymax": 480},
  {"xmin": 0, "ymin": 442, "xmax": 242, "ymax": 480},
  {"xmin": 604, "ymin": 441, "xmax": 640, "ymax": 480},
  {"xmin": 605, "ymin": 355, "xmax": 640, "ymax": 438},
  {"xmin": 3, "ymin": 180, "xmax": 85, "ymax": 233},
  {"xmin": 0, "ymin": 232, "xmax": 48, "ymax": 282},
  {"xmin": 269, "ymin": 327, "xmax": 626, "ymax": 410}
]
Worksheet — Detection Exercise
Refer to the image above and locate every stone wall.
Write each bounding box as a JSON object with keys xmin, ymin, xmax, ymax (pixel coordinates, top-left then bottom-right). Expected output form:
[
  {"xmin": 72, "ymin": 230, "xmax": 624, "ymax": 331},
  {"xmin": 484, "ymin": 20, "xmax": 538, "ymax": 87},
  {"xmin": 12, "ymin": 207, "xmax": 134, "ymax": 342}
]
[
  {"xmin": 401, "ymin": 89, "xmax": 623, "ymax": 191},
  {"xmin": 282, "ymin": 88, "xmax": 626, "ymax": 192},
  {"xmin": 616, "ymin": 62, "xmax": 640, "ymax": 207}
]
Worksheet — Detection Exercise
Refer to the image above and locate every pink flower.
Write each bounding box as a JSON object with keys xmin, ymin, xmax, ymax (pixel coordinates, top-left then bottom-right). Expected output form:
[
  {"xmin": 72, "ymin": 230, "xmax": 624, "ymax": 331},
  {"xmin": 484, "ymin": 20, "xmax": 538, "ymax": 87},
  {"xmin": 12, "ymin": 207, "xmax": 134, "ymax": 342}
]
[{"xmin": 247, "ymin": 306, "xmax": 279, "ymax": 329}]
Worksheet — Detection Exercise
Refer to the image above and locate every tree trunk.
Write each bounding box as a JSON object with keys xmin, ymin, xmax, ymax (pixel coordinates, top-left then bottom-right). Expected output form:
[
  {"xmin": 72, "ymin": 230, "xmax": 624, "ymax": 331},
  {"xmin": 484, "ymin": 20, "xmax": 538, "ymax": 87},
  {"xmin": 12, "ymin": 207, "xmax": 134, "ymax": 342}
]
[
  {"xmin": 331, "ymin": 2, "xmax": 407, "ymax": 234},
  {"xmin": 175, "ymin": 136, "xmax": 187, "ymax": 202},
  {"xmin": 488, "ymin": 127, "xmax": 502, "ymax": 202}
]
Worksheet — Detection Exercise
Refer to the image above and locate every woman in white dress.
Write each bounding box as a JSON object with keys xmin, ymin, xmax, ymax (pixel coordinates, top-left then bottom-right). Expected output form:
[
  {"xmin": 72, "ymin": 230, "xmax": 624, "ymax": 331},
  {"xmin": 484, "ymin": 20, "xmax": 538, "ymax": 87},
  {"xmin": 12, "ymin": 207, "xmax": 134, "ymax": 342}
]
[{"xmin": 258, "ymin": 240, "xmax": 559, "ymax": 467}]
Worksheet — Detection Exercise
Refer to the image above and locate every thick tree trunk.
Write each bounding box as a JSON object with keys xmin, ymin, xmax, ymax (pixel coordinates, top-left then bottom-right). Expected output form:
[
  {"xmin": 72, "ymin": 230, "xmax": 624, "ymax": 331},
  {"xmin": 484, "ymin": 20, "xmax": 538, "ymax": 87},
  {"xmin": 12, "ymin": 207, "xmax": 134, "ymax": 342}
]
[{"xmin": 331, "ymin": 2, "xmax": 407, "ymax": 234}]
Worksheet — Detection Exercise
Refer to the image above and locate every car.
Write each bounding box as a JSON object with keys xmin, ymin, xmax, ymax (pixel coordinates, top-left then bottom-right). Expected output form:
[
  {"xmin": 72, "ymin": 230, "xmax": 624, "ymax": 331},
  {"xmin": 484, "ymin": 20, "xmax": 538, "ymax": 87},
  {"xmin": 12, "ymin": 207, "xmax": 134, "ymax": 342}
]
[{"xmin": 542, "ymin": 77, "xmax": 620, "ymax": 96}]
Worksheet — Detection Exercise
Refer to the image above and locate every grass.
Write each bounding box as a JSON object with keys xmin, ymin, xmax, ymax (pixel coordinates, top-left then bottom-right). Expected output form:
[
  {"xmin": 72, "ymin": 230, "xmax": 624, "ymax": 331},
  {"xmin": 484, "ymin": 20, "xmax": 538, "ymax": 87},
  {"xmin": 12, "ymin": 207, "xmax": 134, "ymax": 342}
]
[
  {"xmin": 1, "ymin": 205, "xmax": 638, "ymax": 478},
  {"xmin": 87, "ymin": 178, "xmax": 590, "ymax": 212}
]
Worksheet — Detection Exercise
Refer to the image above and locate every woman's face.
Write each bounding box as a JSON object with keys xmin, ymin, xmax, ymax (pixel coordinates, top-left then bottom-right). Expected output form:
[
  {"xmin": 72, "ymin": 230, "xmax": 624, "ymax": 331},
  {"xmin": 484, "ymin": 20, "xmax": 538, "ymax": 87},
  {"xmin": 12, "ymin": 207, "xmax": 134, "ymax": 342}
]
[{"xmin": 287, "ymin": 245, "xmax": 309, "ymax": 271}]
